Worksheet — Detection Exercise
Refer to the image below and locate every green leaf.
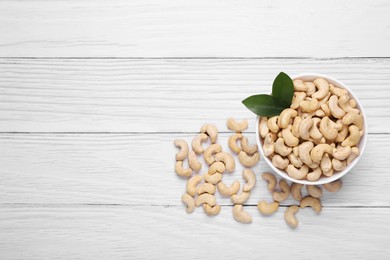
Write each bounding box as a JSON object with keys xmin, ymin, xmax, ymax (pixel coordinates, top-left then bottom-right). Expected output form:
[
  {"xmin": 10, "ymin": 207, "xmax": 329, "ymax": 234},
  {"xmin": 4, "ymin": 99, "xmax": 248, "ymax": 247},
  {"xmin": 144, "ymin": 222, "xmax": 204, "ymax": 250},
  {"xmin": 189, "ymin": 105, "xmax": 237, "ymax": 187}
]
[
  {"xmin": 242, "ymin": 94, "xmax": 287, "ymax": 117},
  {"xmin": 272, "ymin": 72, "xmax": 294, "ymax": 106}
]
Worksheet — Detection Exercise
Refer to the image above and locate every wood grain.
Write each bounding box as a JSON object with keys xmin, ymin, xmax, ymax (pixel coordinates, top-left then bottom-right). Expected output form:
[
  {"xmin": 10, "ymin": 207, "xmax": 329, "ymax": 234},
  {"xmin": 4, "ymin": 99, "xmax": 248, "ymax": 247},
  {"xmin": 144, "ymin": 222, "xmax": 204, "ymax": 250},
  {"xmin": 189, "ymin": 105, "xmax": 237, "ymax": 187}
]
[
  {"xmin": 1, "ymin": 0, "xmax": 389, "ymax": 57},
  {"xmin": 0, "ymin": 58, "xmax": 389, "ymax": 133}
]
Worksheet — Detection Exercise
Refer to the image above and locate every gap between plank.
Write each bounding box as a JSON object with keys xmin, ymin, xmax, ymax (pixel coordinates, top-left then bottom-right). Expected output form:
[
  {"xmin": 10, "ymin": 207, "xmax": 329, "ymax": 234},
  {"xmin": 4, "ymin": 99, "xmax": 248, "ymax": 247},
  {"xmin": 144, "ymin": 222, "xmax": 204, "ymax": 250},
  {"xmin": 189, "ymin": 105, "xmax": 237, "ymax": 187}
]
[{"xmin": 0, "ymin": 57, "xmax": 389, "ymax": 60}]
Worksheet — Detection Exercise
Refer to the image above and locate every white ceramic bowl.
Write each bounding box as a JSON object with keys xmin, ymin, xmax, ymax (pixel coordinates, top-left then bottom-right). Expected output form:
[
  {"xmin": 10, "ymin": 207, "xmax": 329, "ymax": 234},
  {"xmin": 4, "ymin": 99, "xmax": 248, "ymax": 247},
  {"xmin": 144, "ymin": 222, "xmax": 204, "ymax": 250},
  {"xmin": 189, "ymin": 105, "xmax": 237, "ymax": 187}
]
[{"xmin": 255, "ymin": 73, "xmax": 368, "ymax": 185}]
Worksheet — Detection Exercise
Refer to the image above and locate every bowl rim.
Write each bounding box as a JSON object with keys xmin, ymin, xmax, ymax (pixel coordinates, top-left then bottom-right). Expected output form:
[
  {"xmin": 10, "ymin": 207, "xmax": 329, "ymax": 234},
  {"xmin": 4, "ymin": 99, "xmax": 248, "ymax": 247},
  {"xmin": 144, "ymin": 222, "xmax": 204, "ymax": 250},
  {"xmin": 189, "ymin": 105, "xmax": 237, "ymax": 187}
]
[{"xmin": 255, "ymin": 73, "xmax": 368, "ymax": 185}]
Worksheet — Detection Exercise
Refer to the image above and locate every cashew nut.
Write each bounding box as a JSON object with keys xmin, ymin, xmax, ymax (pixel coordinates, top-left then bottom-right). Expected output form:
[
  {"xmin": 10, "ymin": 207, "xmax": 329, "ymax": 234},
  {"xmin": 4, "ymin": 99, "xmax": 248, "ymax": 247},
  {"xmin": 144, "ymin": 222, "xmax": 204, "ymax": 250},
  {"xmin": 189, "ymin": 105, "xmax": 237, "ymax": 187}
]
[
  {"xmin": 300, "ymin": 97, "xmax": 319, "ymax": 113},
  {"xmin": 203, "ymin": 172, "xmax": 222, "ymax": 185},
  {"xmin": 299, "ymin": 141, "xmax": 314, "ymax": 166},
  {"xmin": 241, "ymin": 137, "xmax": 258, "ymax": 155},
  {"xmin": 195, "ymin": 193, "xmax": 216, "ymax": 207},
  {"xmin": 293, "ymin": 146, "xmax": 299, "ymax": 157},
  {"xmin": 312, "ymin": 78, "xmax": 330, "ymax": 100},
  {"xmin": 286, "ymin": 164, "xmax": 309, "ymax": 180},
  {"xmin": 267, "ymin": 116, "xmax": 279, "ymax": 133},
  {"xmin": 347, "ymin": 147, "xmax": 360, "ymax": 165},
  {"xmin": 292, "ymin": 116, "xmax": 302, "ymax": 138},
  {"xmin": 204, "ymin": 144, "xmax": 222, "ymax": 165},
  {"xmin": 192, "ymin": 133, "xmax": 208, "ymax": 154},
  {"xmin": 332, "ymin": 146, "xmax": 352, "ymax": 160},
  {"xmin": 330, "ymin": 84, "xmax": 347, "ymax": 97},
  {"xmin": 278, "ymin": 108, "xmax": 297, "ymax": 128},
  {"xmin": 272, "ymin": 154, "xmax": 289, "ymax": 170},
  {"xmin": 329, "ymin": 95, "xmax": 346, "ymax": 119},
  {"xmin": 323, "ymin": 179, "xmax": 343, "ymax": 192},
  {"xmin": 186, "ymin": 175, "xmax": 203, "ymax": 196},
  {"xmin": 232, "ymin": 205, "xmax": 252, "ymax": 224},
  {"xmin": 203, "ymin": 204, "xmax": 221, "ymax": 216},
  {"xmin": 310, "ymin": 143, "xmax": 333, "ymax": 163},
  {"xmin": 197, "ymin": 183, "xmax": 216, "ymax": 195},
  {"xmin": 291, "ymin": 183, "xmax": 303, "ymax": 201},
  {"xmin": 332, "ymin": 158, "xmax": 347, "ymax": 171},
  {"xmin": 238, "ymin": 151, "xmax": 260, "ymax": 167},
  {"xmin": 259, "ymin": 117, "xmax": 269, "ymax": 138},
  {"xmin": 293, "ymin": 79, "xmax": 308, "ymax": 91},
  {"xmin": 315, "ymin": 109, "xmax": 325, "ymax": 117},
  {"xmin": 282, "ymin": 127, "xmax": 299, "ymax": 147},
  {"xmin": 284, "ymin": 205, "xmax": 299, "ymax": 228},
  {"xmin": 274, "ymin": 138, "xmax": 292, "ymax": 156},
  {"xmin": 305, "ymin": 82, "xmax": 316, "ymax": 96},
  {"xmin": 175, "ymin": 161, "xmax": 192, "ymax": 177},
  {"xmin": 319, "ymin": 117, "xmax": 338, "ymax": 140},
  {"xmin": 309, "ymin": 117, "xmax": 323, "ymax": 140},
  {"xmin": 182, "ymin": 193, "xmax": 195, "ymax": 213},
  {"xmin": 307, "ymin": 167, "xmax": 322, "ymax": 182},
  {"xmin": 261, "ymin": 172, "xmax": 277, "ymax": 192},
  {"xmin": 320, "ymin": 153, "xmax": 332, "ymax": 173},
  {"xmin": 217, "ymin": 180, "xmax": 240, "ymax": 196},
  {"xmin": 349, "ymin": 99, "xmax": 357, "ymax": 108},
  {"xmin": 272, "ymin": 179, "xmax": 290, "ymax": 202},
  {"xmin": 214, "ymin": 152, "xmax": 235, "ymax": 173},
  {"xmin": 318, "ymin": 92, "xmax": 331, "ymax": 106},
  {"xmin": 231, "ymin": 191, "xmax": 251, "ymax": 204},
  {"xmin": 188, "ymin": 151, "xmax": 202, "ymax": 172},
  {"xmin": 174, "ymin": 139, "xmax": 189, "ymax": 161},
  {"xmin": 306, "ymin": 185, "xmax": 323, "ymax": 198},
  {"xmin": 338, "ymin": 95, "xmax": 360, "ymax": 113},
  {"xmin": 228, "ymin": 133, "xmax": 243, "ymax": 154},
  {"xmin": 288, "ymin": 153, "xmax": 303, "ymax": 168},
  {"xmin": 243, "ymin": 169, "xmax": 256, "ymax": 192},
  {"xmin": 299, "ymin": 116, "xmax": 314, "ymax": 140},
  {"xmin": 300, "ymin": 196, "xmax": 322, "ymax": 213},
  {"xmin": 342, "ymin": 111, "xmax": 363, "ymax": 130},
  {"xmin": 335, "ymin": 125, "xmax": 349, "ymax": 143},
  {"xmin": 208, "ymin": 161, "xmax": 226, "ymax": 175},
  {"xmin": 200, "ymin": 124, "xmax": 218, "ymax": 143},
  {"xmin": 320, "ymin": 103, "xmax": 331, "ymax": 117},
  {"xmin": 257, "ymin": 201, "xmax": 279, "ymax": 215},
  {"xmin": 323, "ymin": 168, "xmax": 334, "ymax": 177},
  {"xmin": 291, "ymin": 92, "xmax": 306, "ymax": 109},
  {"xmin": 227, "ymin": 118, "xmax": 248, "ymax": 132},
  {"xmin": 342, "ymin": 125, "xmax": 361, "ymax": 147},
  {"xmin": 263, "ymin": 133, "xmax": 275, "ymax": 156}
]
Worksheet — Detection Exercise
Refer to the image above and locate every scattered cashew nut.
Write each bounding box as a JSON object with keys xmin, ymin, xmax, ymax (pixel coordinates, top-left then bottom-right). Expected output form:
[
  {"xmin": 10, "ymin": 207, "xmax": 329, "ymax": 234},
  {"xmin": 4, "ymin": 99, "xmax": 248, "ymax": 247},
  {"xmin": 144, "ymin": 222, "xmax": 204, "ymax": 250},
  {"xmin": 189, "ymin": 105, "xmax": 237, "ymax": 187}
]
[
  {"xmin": 238, "ymin": 151, "xmax": 260, "ymax": 167},
  {"xmin": 204, "ymin": 144, "xmax": 222, "ymax": 165},
  {"xmin": 233, "ymin": 204, "xmax": 252, "ymax": 224},
  {"xmin": 306, "ymin": 185, "xmax": 323, "ymax": 198},
  {"xmin": 291, "ymin": 183, "xmax": 303, "ymax": 201},
  {"xmin": 182, "ymin": 193, "xmax": 195, "ymax": 214},
  {"xmin": 284, "ymin": 205, "xmax": 299, "ymax": 228},
  {"xmin": 257, "ymin": 201, "xmax": 279, "ymax": 215},
  {"xmin": 217, "ymin": 180, "xmax": 240, "ymax": 197},
  {"xmin": 272, "ymin": 179, "xmax": 290, "ymax": 202},
  {"xmin": 197, "ymin": 183, "xmax": 216, "ymax": 195},
  {"xmin": 228, "ymin": 133, "xmax": 243, "ymax": 154},
  {"xmin": 227, "ymin": 118, "xmax": 248, "ymax": 132},
  {"xmin": 214, "ymin": 152, "xmax": 235, "ymax": 173},
  {"xmin": 231, "ymin": 191, "xmax": 251, "ymax": 204},
  {"xmin": 175, "ymin": 161, "xmax": 192, "ymax": 177},
  {"xmin": 243, "ymin": 169, "xmax": 256, "ymax": 192},
  {"xmin": 200, "ymin": 124, "xmax": 218, "ymax": 143},
  {"xmin": 188, "ymin": 151, "xmax": 202, "ymax": 172},
  {"xmin": 195, "ymin": 193, "xmax": 216, "ymax": 207},
  {"xmin": 186, "ymin": 175, "xmax": 203, "ymax": 196},
  {"xmin": 300, "ymin": 196, "xmax": 322, "ymax": 213},
  {"xmin": 241, "ymin": 137, "xmax": 258, "ymax": 155},
  {"xmin": 261, "ymin": 172, "xmax": 277, "ymax": 192},
  {"xmin": 174, "ymin": 139, "xmax": 189, "ymax": 161},
  {"xmin": 323, "ymin": 179, "xmax": 343, "ymax": 192}
]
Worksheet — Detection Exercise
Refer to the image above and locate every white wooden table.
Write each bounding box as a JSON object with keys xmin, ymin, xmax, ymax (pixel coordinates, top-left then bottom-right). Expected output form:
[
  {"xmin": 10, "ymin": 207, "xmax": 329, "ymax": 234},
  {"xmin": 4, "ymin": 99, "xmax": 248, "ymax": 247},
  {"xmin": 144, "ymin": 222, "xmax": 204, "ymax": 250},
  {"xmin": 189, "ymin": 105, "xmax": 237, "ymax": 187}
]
[{"xmin": 1, "ymin": 1, "xmax": 390, "ymax": 259}]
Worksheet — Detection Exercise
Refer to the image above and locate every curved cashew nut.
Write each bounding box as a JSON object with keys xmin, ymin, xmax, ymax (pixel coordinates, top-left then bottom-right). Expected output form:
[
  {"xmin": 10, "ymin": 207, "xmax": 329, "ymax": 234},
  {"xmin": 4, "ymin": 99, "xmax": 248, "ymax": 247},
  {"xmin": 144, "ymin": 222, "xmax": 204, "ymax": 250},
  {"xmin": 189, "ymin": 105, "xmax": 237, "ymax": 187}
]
[
  {"xmin": 231, "ymin": 191, "xmax": 251, "ymax": 204},
  {"xmin": 349, "ymin": 99, "xmax": 357, "ymax": 107},
  {"xmin": 257, "ymin": 201, "xmax": 279, "ymax": 215},
  {"xmin": 214, "ymin": 152, "xmax": 235, "ymax": 173},
  {"xmin": 227, "ymin": 118, "xmax": 248, "ymax": 132},
  {"xmin": 291, "ymin": 92, "xmax": 306, "ymax": 109},
  {"xmin": 217, "ymin": 180, "xmax": 240, "ymax": 196},
  {"xmin": 243, "ymin": 169, "xmax": 256, "ymax": 192},
  {"xmin": 267, "ymin": 116, "xmax": 279, "ymax": 133},
  {"xmin": 188, "ymin": 151, "xmax": 202, "ymax": 172},
  {"xmin": 241, "ymin": 137, "xmax": 258, "ymax": 155},
  {"xmin": 332, "ymin": 146, "xmax": 352, "ymax": 160},
  {"xmin": 203, "ymin": 172, "xmax": 222, "ymax": 185},
  {"xmin": 310, "ymin": 143, "xmax": 333, "ymax": 163},
  {"xmin": 195, "ymin": 193, "xmax": 216, "ymax": 207},
  {"xmin": 278, "ymin": 108, "xmax": 298, "ymax": 128},
  {"xmin": 192, "ymin": 133, "xmax": 208, "ymax": 154},
  {"xmin": 307, "ymin": 167, "xmax": 322, "ymax": 182},
  {"xmin": 342, "ymin": 125, "xmax": 361, "ymax": 147},
  {"xmin": 338, "ymin": 95, "xmax": 360, "ymax": 113},
  {"xmin": 335, "ymin": 125, "xmax": 349, "ymax": 143},
  {"xmin": 286, "ymin": 164, "xmax": 309, "ymax": 180},
  {"xmin": 332, "ymin": 158, "xmax": 347, "ymax": 171},
  {"xmin": 306, "ymin": 185, "xmax": 323, "ymax": 198},
  {"xmin": 174, "ymin": 139, "xmax": 189, "ymax": 161},
  {"xmin": 323, "ymin": 168, "xmax": 334, "ymax": 177},
  {"xmin": 288, "ymin": 153, "xmax": 303, "ymax": 168},
  {"xmin": 319, "ymin": 117, "xmax": 338, "ymax": 140},
  {"xmin": 272, "ymin": 179, "xmax": 290, "ymax": 202},
  {"xmin": 300, "ymin": 97, "xmax": 319, "ymax": 113},
  {"xmin": 320, "ymin": 103, "xmax": 331, "ymax": 117},
  {"xmin": 320, "ymin": 154, "xmax": 332, "ymax": 173},
  {"xmin": 259, "ymin": 117, "xmax": 269, "ymax": 138},
  {"xmin": 175, "ymin": 161, "xmax": 192, "ymax": 177},
  {"xmin": 329, "ymin": 95, "xmax": 346, "ymax": 119},
  {"xmin": 200, "ymin": 124, "xmax": 218, "ymax": 143},
  {"xmin": 312, "ymin": 78, "xmax": 330, "ymax": 100},
  {"xmin": 347, "ymin": 147, "xmax": 360, "ymax": 165},
  {"xmin": 310, "ymin": 118, "xmax": 322, "ymax": 140},
  {"xmin": 262, "ymin": 133, "xmax": 275, "ymax": 156},
  {"xmin": 186, "ymin": 175, "xmax": 203, "ymax": 196},
  {"xmin": 323, "ymin": 179, "xmax": 343, "ymax": 192},
  {"xmin": 274, "ymin": 138, "xmax": 292, "ymax": 156},
  {"xmin": 319, "ymin": 92, "xmax": 331, "ymax": 107},
  {"xmin": 233, "ymin": 205, "xmax": 252, "ymax": 224},
  {"xmin": 298, "ymin": 141, "xmax": 314, "ymax": 166},
  {"xmin": 315, "ymin": 109, "xmax": 325, "ymax": 117},
  {"xmin": 293, "ymin": 146, "xmax": 299, "ymax": 157},
  {"xmin": 284, "ymin": 205, "xmax": 299, "ymax": 228},
  {"xmin": 300, "ymin": 196, "xmax": 322, "ymax": 213},
  {"xmin": 293, "ymin": 79, "xmax": 308, "ymax": 92},
  {"xmin": 182, "ymin": 193, "xmax": 195, "ymax": 214},
  {"xmin": 292, "ymin": 116, "xmax": 302, "ymax": 138},
  {"xmin": 282, "ymin": 127, "xmax": 299, "ymax": 147},
  {"xmin": 291, "ymin": 183, "xmax": 303, "ymax": 201},
  {"xmin": 272, "ymin": 154, "xmax": 289, "ymax": 170},
  {"xmin": 203, "ymin": 204, "xmax": 221, "ymax": 216},
  {"xmin": 261, "ymin": 172, "xmax": 277, "ymax": 192},
  {"xmin": 238, "ymin": 151, "xmax": 260, "ymax": 167},
  {"xmin": 299, "ymin": 116, "xmax": 314, "ymax": 140},
  {"xmin": 204, "ymin": 144, "xmax": 222, "ymax": 165},
  {"xmin": 305, "ymin": 82, "xmax": 316, "ymax": 96},
  {"xmin": 342, "ymin": 112, "xmax": 363, "ymax": 130},
  {"xmin": 228, "ymin": 133, "xmax": 243, "ymax": 154},
  {"xmin": 330, "ymin": 84, "xmax": 347, "ymax": 97},
  {"xmin": 208, "ymin": 161, "xmax": 226, "ymax": 175},
  {"xmin": 197, "ymin": 183, "xmax": 216, "ymax": 195}
]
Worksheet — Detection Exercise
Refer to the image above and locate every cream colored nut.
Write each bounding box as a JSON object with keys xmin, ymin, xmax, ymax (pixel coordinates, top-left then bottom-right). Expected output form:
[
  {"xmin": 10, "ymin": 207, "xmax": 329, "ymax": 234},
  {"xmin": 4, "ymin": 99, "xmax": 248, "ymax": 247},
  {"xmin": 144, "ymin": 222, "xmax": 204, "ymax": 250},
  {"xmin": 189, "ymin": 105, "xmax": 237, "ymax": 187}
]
[
  {"xmin": 238, "ymin": 151, "xmax": 260, "ymax": 167},
  {"xmin": 278, "ymin": 108, "xmax": 298, "ymax": 128},
  {"xmin": 320, "ymin": 154, "xmax": 332, "ymax": 173},
  {"xmin": 332, "ymin": 158, "xmax": 347, "ymax": 171},
  {"xmin": 208, "ymin": 161, "xmax": 226, "ymax": 175},
  {"xmin": 192, "ymin": 133, "xmax": 208, "ymax": 154},
  {"xmin": 330, "ymin": 84, "xmax": 347, "ymax": 97},
  {"xmin": 200, "ymin": 124, "xmax": 218, "ymax": 143},
  {"xmin": 288, "ymin": 153, "xmax": 303, "ymax": 168},
  {"xmin": 342, "ymin": 112, "xmax": 363, "ymax": 130},
  {"xmin": 349, "ymin": 99, "xmax": 357, "ymax": 107},
  {"xmin": 305, "ymin": 82, "xmax": 316, "ymax": 96},
  {"xmin": 335, "ymin": 125, "xmax": 349, "ymax": 143},
  {"xmin": 323, "ymin": 168, "xmax": 334, "ymax": 177},
  {"xmin": 318, "ymin": 92, "xmax": 331, "ymax": 106},
  {"xmin": 272, "ymin": 154, "xmax": 289, "ymax": 170},
  {"xmin": 262, "ymin": 172, "xmax": 277, "ymax": 192},
  {"xmin": 243, "ymin": 169, "xmax": 256, "ymax": 192},
  {"xmin": 274, "ymin": 138, "xmax": 292, "ymax": 157},
  {"xmin": 293, "ymin": 79, "xmax": 308, "ymax": 91},
  {"xmin": 227, "ymin": 118, "xmax": 248, "ymax": 132},
  {"xmin": 231, "ymin": 191, "xmax": 251, "ymax": 204},
  {"xmin": 291, "ymin": 183, "xmax": 303, "ymax": 201},
  {"xmin": 299, "ymin": 141, "xmax": 314, "ymax": 166},
  {"xmin": 203, "ymin": 204, "xmax": 221, "ymax": 216},
  {"xmin": 284, "ymin": 205, "xmax": 299, "ymax": 228},
  {"xmin": 323, "ymin": 179, "xmax": 343, "ymax": 192},
  {"xmin": 293, "ymin": 146, "xmax": 299, "ymax": 157},
  {"xmin": 321, "ymin": 103, "xmax": 331, "ymax": 117},
  {"xmin": 286, "ymin": 164, "xmax": 309, "ymax": 180},
  {"xmin": 291, "ymin": 92, "xmax": 306, "ymax": 109},
  {"xmin": 233, "ymin": 205, "xmax": 252, "ymax": 224},
  {"xmin": 175, "ymin": 161, "xmax": 192, "ymax": 177},
  {"xmin": 292, "ymin": 116, "xmax": 302, "ymax": 138},
  {"xmin": 204, "ymin": 144, "xmax": 222, "ymax": 165},
  {"xmin": 214, "ymin": 152, "xmax": 235, "ymax": 173},
  {"xmin": 312, "ymin": 78, "xmax": 330, "ymax": 100},
  {"xmin": 188, "ymin": 151, "xmax": 202, "ymax": 172},
  {"xmin": 241, "ymin": 137, "xmax": 258, "ymax": 155},
  {"xmin": 347, "ymin": 147, "xmax": 360, "ymax": 165},
  {"xmin": 307, "ymin": 167, "xmax": 322, "ymax": 182},
  {"xmin": 182, "ymin": 193, "xmax": 195, "ymax": 213},
  {"xmin": 195, "ymin": 193, "xmax": 216, "ymax": 207},
  {"xmin": 315, "ymin": 109, "xmax": 325, "ymax": 117},
  {"xmin": 203, "ymin": 172, "xmax": 222, "ymax": 185},
  {"xmin": 282, "ymin": 128, "xmax": 299, "ymax": 147},
  {"xmin": 300, "ymin": 97, "xmax": 319, "ymax": 113},
  {"xmin": 267, "ymin": 116, "xmax": 279, "ymax": 133},
  {"xmin": 319, "ymin": 117, "xmax": 338, "ymax": 140},
  {"xmin": 257, "ymin": 201, "xmax": 279, "ymax": 215},
  {"xmin": 272, "ymin": 179, "xmax": 290, "ymax": 202},
  {"xmin": 310, "ymin": 143, "xmax": 333, "ymax": 163},
  {"xmin": 299, "ymin": 116, "xmax": 314, "ymax": 140},
  {"xmin": 306, "ymin": 185, "xmax": 323, "ymax": 198},
  {"xmin": 332, "ymin": 146, "xmax": 352, "ymax": 160},
  {"xmin": 262, "ymin": 133, "xmax": 275, "ymax": 157},
  {"xmin": 342, "ymin": 125, "xmax": 361, "ymax": 147},
  {"xmin": 329, "ymin": 95, "xmax": 346, "ymax": 119},
  {"xmin": 197, "ymin": 183, "xmax": 216, "ymax": 195},
  {"xmin": 335, "ymin": 120, "xmax": 343, "ymax": 131},
  {"xmin": 338, "ymin": 95, "xmax": 360, "ymax": 113},
  {"xmin": 309, "ymin": 118, "xmax": 322, "ymax": 140},
  {"xmin": 217, "ymin": 180, "xmax": 240, "ymax": 196},
  {"xmin": 300, "ymin": 196, "xmax": 322, "ymax": 213},
  {"xmin": 186, "ymin": 175, "xmax": 203, "ymax": 196},
  {"xmin": 259, "ymin": 117, "xmax": 269, "ymax": 138},
  {"xmin": 228, "ymin": 133, "xmax": 243, "ymax": 154},
  {"xmin": 174, "ymin": 139, "xmax": 189, "ymax": 161}
]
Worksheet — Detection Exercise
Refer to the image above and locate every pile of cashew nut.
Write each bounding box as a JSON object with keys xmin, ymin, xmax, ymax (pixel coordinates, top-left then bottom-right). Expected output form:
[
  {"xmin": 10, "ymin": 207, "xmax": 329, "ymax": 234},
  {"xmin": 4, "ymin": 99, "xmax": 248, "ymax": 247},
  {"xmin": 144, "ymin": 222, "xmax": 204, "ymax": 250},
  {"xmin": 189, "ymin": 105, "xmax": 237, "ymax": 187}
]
[{"xmin": 259, "ymin": 78, "xmax": 364, "ymax": 181}]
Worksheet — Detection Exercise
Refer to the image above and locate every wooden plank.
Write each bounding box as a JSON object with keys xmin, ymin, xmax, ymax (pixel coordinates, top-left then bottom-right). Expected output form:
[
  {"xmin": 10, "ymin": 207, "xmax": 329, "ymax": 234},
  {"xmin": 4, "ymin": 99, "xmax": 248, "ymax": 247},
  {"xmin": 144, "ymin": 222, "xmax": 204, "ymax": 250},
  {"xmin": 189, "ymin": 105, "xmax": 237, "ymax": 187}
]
[
  {"xmin": 0, "ymin": 0, "xmax": 389, "ymax": 57},
  {"xmin": 0, "ymin": 206, "xmax": 389, "ymax": 259},
  {"xmin": 0, "ymin": 133, "xmax": 388, "ymax": 206},
  {"xmin": 0, "ymin": 58, "xmax": 388, "ymax": 133}
]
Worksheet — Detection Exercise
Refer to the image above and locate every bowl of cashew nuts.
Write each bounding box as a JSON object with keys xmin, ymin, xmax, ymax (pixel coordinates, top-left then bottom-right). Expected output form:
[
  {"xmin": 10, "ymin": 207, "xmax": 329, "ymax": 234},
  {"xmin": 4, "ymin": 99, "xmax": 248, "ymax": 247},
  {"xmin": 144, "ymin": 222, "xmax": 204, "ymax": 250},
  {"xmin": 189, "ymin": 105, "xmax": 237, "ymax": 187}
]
[{"xmin": 256, "ymin": 74, "xmax": 368, "ymax": 185}]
